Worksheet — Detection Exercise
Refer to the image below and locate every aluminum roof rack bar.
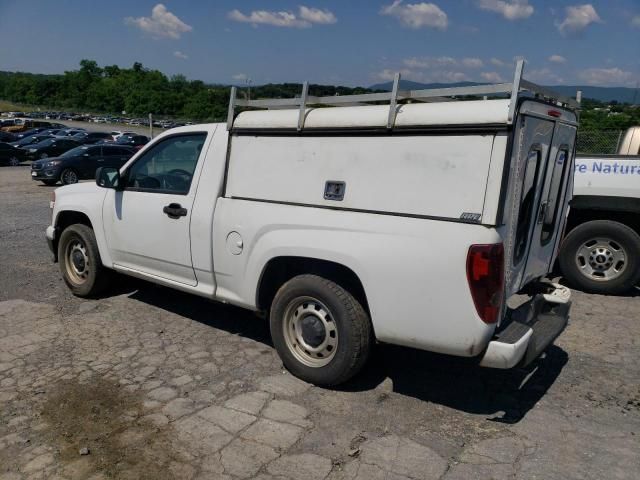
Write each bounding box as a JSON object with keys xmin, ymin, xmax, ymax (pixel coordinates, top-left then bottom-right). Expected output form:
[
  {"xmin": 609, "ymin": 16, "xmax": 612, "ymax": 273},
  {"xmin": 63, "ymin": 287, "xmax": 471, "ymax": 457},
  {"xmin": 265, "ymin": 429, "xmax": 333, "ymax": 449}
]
[
  {"xmin": 297, "ymin": 81, "xmax": 309, "ymax": 131},
  {"xmin": 508, "ymin": 60, "xmax": 525, "ymax": 123},
  {"xmin": 387, "ymin": 73, "xmax": 401, "ymax": 129},
  {"xmin": 226, "ymin": 86, "xmax": 237, "ymax": 131},
  {"xmin": 227, "ymin": 61, "xmax": 580, "ymax": 130}
]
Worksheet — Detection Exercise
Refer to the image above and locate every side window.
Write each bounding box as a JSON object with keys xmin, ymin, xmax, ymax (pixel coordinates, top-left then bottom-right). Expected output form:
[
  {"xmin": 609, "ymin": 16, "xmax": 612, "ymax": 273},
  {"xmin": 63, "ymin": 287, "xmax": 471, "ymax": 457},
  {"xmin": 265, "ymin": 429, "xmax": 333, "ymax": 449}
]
[
  {"xmin": 125, "ymin": 133, "xmax": 206, "ymax": 194},
  {"xmin": 514, "ymin": 147, "xmax": 542, "ymax": 263},
  {"xmin": 541, "ymin": 149, "xmax": 569, "ymax": 244}
]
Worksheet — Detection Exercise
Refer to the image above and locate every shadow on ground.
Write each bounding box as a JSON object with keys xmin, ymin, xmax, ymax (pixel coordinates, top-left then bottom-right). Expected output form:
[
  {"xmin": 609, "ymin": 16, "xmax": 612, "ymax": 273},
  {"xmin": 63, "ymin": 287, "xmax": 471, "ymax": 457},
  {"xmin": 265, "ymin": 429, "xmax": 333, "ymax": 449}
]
[{"xmin": 107, "ymin": 276, "xmax": 567, "ymax": 424}]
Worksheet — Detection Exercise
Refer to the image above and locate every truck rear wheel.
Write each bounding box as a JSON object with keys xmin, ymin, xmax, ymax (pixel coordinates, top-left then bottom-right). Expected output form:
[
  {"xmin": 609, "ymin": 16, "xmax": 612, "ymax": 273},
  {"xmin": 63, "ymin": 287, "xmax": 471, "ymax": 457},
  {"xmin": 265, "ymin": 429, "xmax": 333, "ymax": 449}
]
[
  {"xmin": 270, "ymin": 274, "xmax": 373, "ymax": 386},
  {"xmin": 58, "ymin": 224, "xmax": 111, "ymax": 297},
  {"xmin": 559, "ymin": 220, "xmax": 640, "ymax": 295}
]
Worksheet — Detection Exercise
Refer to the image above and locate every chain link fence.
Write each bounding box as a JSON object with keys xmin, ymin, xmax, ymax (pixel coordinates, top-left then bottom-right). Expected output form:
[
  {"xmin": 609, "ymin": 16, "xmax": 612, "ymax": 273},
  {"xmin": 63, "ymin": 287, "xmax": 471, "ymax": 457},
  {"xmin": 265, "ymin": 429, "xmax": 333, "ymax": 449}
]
[{"xmin": 576, "ymin": 130, "xmax": 625, "ymax": 155}]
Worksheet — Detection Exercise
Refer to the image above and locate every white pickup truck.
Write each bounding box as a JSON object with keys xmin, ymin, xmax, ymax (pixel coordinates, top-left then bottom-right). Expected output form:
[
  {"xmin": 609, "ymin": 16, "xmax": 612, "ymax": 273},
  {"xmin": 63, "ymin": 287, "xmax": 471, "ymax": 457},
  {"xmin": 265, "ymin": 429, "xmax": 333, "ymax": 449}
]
[
  {"xmin": 46, "ymin": 63, "xmax": 577, "ymax": 385},
  {"xmin": 558, "ymin": 127, "xmax": 640, "ymax": 295}
]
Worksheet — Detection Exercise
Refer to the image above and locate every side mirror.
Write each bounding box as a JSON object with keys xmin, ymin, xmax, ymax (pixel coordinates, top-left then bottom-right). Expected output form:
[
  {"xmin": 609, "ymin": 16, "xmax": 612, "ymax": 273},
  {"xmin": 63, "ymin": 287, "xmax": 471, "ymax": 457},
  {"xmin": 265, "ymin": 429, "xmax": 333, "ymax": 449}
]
[{"xmin": 96, "ymin": 167, "xmax": 122, "ymax": 190}]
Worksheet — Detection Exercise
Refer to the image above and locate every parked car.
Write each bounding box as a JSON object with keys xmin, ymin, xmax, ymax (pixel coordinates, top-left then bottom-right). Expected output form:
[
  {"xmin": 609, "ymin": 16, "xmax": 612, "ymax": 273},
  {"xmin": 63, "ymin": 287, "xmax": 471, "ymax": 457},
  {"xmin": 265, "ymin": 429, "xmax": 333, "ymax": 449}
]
[
  {"xmin": 46, "ymin": 65, "xmax": 577, "ymax": 386},
  {"xmin": 10, "ymin": 134, "xmax": 54, "ymax": 148},
  {"xmin": 0, "ymin": 142, "xmax": 28, "ymax": 166},
  {"xmin": 72, "ymin": 131, "xmax": 114, "ymax": 145},
  {"xmin": 1, "ymin": 119, "xmax": 63, "ymax": 133},
  {"xmin": 57, "ymin": 129, "xmax": 86, "ymax": 137},
  {"xmin": 31, "ymin": 144, "xmax": 136, "ymax": 185},
  {"xmin": 558, "ymin": 126, "xmax": 640, "ymax": 294},
  {"xmin": 116, "ymin": 134, "xmax": 149, "ymax": 149},
  {"xmin": 13, "ymin": 127, "xmax": 50, "ymax": 139},
  {"xmin": 110, "ymin": 131, "xmax": 137, "ymax": 140},
  {"xmin": 24, "ymin": 138, "xmax": 81, "ymax": 160},
  {"xmin": 0, "ymin": 131, "xmax": 17, "ymax": 142}
]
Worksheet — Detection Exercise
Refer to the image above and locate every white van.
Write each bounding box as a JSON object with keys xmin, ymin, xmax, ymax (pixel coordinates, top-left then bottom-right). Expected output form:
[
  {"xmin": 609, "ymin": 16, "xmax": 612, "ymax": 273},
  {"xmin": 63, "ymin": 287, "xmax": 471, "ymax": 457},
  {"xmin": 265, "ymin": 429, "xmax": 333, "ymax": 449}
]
[{"xmin": 47, "ymin": 62, "xmax": 578, "ymax": 385}]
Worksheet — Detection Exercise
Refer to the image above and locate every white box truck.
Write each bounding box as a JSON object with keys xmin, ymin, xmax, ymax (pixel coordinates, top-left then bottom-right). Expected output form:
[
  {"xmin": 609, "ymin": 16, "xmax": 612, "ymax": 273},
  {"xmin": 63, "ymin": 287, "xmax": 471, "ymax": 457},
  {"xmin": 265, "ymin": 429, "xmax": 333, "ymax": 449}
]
[
  {"xmin": 558, "ymin": 126, "xmax": 640, "ymax": 295},
  {"xmin": 46, "ymin": 62, "xmax": 577, "ymax": 385}
]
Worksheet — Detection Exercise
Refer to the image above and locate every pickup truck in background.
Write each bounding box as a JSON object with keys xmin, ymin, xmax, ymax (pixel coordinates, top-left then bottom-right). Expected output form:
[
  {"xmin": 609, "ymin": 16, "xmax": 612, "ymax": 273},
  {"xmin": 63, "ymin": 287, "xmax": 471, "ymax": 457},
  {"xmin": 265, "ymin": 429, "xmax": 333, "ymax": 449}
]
[
  {"xmin": 559, "ymin": 127, "xmax": 640, "ymax": 295},
  {"xmin": 45, "ymin": 63, "xmax": 577, "ymax": 385}
]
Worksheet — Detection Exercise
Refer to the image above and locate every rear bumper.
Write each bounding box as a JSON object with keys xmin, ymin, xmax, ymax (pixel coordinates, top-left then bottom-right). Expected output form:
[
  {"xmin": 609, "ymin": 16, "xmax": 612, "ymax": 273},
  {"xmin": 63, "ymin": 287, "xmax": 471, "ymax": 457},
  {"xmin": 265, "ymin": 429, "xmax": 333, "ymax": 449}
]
[{"xmin": 479, "ymin": 283, "xmax": 571, "ymax": 369}]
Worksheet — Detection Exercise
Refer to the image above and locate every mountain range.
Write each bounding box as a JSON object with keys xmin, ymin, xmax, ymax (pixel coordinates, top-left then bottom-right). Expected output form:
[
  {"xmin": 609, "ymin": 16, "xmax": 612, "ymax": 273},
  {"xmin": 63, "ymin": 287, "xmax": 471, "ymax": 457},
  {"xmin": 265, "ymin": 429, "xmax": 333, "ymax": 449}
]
[{"xmin": 369, "ymin": 80, "xmax": 639, "ymax": 104}]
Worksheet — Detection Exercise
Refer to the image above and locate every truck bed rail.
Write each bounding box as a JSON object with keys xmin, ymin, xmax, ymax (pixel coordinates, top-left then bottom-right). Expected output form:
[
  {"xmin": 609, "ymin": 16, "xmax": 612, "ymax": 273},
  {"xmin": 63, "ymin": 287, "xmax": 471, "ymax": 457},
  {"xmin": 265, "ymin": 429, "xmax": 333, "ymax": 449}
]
[{"xmin": 227, "ymin": 60, "xmax": 581, "ymax": 131}]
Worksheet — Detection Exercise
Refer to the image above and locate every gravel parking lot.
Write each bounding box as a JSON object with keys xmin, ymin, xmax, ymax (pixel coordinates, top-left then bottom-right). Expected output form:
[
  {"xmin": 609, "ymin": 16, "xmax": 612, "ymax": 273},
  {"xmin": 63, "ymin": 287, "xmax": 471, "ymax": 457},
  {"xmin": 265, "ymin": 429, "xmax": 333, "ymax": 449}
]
[{"xmin": 1, "ymin": 166, "xmax": 639, "ymax": 480}]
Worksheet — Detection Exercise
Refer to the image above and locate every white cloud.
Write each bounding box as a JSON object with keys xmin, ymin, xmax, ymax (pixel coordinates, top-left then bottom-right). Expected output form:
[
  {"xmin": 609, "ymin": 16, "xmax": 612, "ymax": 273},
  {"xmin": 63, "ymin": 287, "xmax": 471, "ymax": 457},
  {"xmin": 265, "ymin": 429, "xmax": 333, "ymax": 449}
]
[
  {"xmin": 462, "ymin": 58, "xmax": 484, "ymax": 68},
  {"xmin": 476, "ymin": 0, "xmax": 533, "ymax": 20},
  {"xmin": 526, "ymin": 68, "xmax": 564, "ymax": 84},
  {"xmin": 481, "ymin": 72, "xmax": 504, "ymax": 83},
  {"xmin": 232, "ymin": 73, "xmax": 248, "ymax": 81},
  {"xmin": 376, "ymin": 68, "xmax": 414, "ymax": 82},
  {"xmin": 548, "ymin": 54, "xmax": 567, "ymax": 64},
  {"xmin": 490, "ymin": 58, "xmax": 505, "ymax": 67},
  {"xmin": 376, "ymin": 68, "xmax": 469, "ymax": 84},
  {"xmin": 632, "ymin": 16, "xmax": 640, "ymax": 27},
  {"xmin": 173, "ymin": 51, "xmax": 188, "ymax": 60},
  {"xmin": 228, "ymin": 6, "xmax": 337, "ymax": 28},
  {"xmin": 380, "ymin": 1, "xmax": 448, "ymax": 30},
  {"xmin": 299, "ymin": 6, "xmax": 337, "ymax": 24},
  {"xmin": 557, "ymin": 4, "xmax": 601, "ymax": 34},
  {"xmin": 578, "ymin": 67, "xmax": 636, "ymax": 86},
  {"xmin": 125, "ymin": 4, "xmax": 192, "ymax": 40}
]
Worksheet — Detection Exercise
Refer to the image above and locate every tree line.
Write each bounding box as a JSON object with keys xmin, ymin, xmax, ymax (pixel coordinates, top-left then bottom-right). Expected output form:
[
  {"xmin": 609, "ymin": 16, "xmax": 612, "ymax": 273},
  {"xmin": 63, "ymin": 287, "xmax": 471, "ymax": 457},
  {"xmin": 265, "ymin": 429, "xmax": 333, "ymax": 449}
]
[{"xmin": 0, "ymin": 60, "xmax": 373, "ymax": 121}]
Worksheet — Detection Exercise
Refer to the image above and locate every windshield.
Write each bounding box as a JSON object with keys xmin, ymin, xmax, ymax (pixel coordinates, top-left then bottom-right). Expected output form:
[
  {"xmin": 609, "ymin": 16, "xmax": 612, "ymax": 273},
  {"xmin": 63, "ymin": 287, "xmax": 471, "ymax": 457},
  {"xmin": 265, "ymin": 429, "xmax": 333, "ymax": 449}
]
[
  {"xmin": 32, "ymin": 139, "xmax": 55, "ymax": 148},
  {"xmin": 60, "ymin": 146, "xmax": 89, "ymax": 158}
]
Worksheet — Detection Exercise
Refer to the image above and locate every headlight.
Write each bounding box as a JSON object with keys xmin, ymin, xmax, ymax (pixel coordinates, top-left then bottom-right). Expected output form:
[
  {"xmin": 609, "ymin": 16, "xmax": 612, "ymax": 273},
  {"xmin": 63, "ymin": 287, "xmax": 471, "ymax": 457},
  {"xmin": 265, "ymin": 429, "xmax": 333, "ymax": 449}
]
[
  {"xmin": 46, "ymin": 160, "xmax": 61, "ymax": 167},
  {"xmin": 29, "ymin": 148, "xmax": 37, "ymax": 153}
]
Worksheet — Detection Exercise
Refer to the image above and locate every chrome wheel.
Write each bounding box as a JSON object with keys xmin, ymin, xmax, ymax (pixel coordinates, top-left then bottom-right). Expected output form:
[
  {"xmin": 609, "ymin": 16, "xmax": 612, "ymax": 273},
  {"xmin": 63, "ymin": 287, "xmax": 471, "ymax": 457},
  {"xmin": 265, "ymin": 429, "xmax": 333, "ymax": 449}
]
[
  {"xmin": 8, "ymin": 156, "xmax": 20, "ymax": 166},
  {"xmin": 282, "ymin": 296, "xmax": 338, "ymax": 368},
  {"xmin": 575, "ymin": 237, "xmax": 627, "ymax": 281},
  {"xmin": 65, "ymin": 239, "xmax": 90, "ymax": 285},
  {"xmin": 62, "ymin": 169, "xmax": 78, "ymax": 184}
]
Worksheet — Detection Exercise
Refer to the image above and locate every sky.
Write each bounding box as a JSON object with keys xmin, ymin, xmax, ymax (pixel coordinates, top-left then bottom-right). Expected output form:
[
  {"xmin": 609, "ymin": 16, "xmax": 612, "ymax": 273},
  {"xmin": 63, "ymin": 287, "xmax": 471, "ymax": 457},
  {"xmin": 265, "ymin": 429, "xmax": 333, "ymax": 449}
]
[{"xmin": 0, "ymin": 0, "xmax": 639, "ymax": 88}]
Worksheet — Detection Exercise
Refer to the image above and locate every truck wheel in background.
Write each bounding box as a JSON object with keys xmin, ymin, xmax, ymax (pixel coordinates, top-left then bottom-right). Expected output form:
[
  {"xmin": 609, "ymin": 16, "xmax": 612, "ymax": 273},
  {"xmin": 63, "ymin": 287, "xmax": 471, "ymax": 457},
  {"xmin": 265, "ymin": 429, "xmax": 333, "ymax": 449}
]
[
  {"xmin": 559, "ymin": 220, "xmax": 640, "ymax": 295},
  {"xmin": 270, "ymin": 274, "xmax": 373, "ymax": 386},
  {"xmin": 58, "ymin": 224, "xmax": 111, "ymax": 297}
]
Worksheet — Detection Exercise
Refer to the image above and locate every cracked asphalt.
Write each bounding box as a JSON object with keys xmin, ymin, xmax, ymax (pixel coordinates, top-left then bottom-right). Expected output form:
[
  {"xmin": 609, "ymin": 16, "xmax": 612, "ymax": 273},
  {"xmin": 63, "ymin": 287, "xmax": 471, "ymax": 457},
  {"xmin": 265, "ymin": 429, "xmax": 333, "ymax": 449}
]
[{"xmin": 1, "ymin": 166, "xmax": 639, "ymax": 479}]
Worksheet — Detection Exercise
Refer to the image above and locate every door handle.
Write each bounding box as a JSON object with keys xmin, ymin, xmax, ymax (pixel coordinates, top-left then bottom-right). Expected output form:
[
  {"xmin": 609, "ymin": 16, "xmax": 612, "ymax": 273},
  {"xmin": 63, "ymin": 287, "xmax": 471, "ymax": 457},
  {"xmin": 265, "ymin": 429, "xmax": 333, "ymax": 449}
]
[
  {"xmin": 97, "ymin": 158, "xmax": 104, "ymax": 162},
  {"xmin": 163, "ymin": 203, "xmax": 188, "ymax": 218}
]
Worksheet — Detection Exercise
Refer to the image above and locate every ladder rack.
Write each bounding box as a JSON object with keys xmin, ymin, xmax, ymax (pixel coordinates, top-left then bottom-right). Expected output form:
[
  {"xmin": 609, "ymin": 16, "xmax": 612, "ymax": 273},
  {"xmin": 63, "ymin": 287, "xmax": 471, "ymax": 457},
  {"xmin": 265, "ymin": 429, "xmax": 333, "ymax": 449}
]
[{"xmin": 226, "ymin": 60, "xmax": 581, "ymax": 131}]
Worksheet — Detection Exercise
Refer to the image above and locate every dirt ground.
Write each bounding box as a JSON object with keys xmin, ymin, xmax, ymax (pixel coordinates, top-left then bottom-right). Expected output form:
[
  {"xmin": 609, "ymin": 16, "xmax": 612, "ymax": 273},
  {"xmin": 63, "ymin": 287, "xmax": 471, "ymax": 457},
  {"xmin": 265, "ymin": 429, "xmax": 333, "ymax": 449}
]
[{"xmin": 0, "ymin": 165, "xmax": 639, "ymax": 480}]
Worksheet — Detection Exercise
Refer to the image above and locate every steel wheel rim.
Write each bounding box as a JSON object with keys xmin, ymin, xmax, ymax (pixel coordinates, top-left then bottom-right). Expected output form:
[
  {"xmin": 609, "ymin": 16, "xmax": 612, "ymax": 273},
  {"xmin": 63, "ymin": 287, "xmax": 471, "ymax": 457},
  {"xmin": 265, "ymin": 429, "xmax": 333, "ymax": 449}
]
[
  {"xmin": 63, "ymin": 170, "xmax": 78, "ymax": 184},
  {"xmin": 9, "ymin": 156, "xmax": 19, "ymax": 166},
  {"xmin": 65, "ymin": 239, "xmax": 89, "ymax": 285},
  {"xmin": 282, "ymin": 296, "xmax": 338, "ymax": 368},
  {"xmin": 575, "ymin": 237, "xmax": 627, "ymax": 282}
]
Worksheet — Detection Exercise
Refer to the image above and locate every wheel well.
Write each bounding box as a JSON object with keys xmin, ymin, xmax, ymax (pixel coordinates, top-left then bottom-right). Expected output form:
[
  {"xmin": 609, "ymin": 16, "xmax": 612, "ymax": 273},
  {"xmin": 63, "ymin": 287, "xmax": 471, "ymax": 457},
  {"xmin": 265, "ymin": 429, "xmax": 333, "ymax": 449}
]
[
  {"xmin": 56, "ymin": 210, "xmax": 93, "ymax": 232},
  {"xmin": 566, "ymin": 209, "xmax": 640, "ymax": 236},
  {"xmin": 257, "ymin": 257, "xmax": 370, "ymax": 314},
  {"xmin": 52, "ymin": 211, "xmax": 93, "ymax": 260}
]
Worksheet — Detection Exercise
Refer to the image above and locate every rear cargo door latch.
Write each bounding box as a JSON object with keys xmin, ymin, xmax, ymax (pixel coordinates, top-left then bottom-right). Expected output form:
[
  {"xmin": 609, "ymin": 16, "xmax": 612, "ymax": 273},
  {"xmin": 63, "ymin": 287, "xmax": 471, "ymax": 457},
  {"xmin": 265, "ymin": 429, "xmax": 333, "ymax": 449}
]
[{"xmin": 324, "ymin": 181, "xmax": 346, "ymax": 201}]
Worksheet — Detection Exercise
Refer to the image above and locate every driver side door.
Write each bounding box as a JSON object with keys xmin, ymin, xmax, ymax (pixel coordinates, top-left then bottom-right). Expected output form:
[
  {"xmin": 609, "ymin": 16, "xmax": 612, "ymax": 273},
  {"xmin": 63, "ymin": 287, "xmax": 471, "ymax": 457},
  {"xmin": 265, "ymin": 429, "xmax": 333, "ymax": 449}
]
[{"xmin": 102, "ymin": 132, "xmax": 208, "ymax": 286}]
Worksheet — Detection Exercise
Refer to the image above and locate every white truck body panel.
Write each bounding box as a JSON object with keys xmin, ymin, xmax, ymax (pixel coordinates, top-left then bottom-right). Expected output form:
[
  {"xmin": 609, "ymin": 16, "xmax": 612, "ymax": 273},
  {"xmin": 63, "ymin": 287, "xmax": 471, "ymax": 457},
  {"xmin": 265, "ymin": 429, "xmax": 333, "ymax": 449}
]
[
  {"xmin": 574, "ymin": 155, "xmax": 640, "ymax": 198},
  {"xmin": 227, "ymin": 134, "xmax": 497, "ymax": 220}
]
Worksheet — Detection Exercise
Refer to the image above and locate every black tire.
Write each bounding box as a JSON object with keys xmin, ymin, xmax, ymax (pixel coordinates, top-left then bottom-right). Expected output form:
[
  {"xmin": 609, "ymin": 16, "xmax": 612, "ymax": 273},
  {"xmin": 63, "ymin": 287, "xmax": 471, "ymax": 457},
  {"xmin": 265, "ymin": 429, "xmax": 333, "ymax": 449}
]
[
  {"xmin": 270, "ymin": 274, "xmax": 373, "ymax": 386},
  {"xmin": 41, "ymin": 180, "xmax": 58, "ymax": 186},
  {"xmin": 58, "ymin": 224, "xmax": 111, "ymax": 297},
  {"xmin": 61, "ymin": 168, "xmax": 79, "ymax": 185},
  {"xmin": 559, "ymin": 220, "xmax": 640, "ymax": 295}
]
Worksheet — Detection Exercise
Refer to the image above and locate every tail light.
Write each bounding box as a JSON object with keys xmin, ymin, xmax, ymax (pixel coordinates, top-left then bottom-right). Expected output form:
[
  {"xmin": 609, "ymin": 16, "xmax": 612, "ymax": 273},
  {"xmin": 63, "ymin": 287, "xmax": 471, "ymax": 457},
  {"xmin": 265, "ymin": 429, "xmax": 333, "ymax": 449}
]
[{"xmin": 466, "ymin": 243, "xmax": 504, "ymax": 324}]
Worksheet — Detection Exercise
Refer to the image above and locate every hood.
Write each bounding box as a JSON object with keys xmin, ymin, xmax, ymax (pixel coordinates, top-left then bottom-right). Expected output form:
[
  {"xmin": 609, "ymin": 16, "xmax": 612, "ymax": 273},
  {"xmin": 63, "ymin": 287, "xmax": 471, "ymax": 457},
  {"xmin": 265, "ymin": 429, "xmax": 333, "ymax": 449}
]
[
  {"xmin": 32, "ymin": 156, "xmax": 62, "ymax": 167},
  {"xmin": 55, "ymin": 180, "xmax": 102, "ymax": 196}
]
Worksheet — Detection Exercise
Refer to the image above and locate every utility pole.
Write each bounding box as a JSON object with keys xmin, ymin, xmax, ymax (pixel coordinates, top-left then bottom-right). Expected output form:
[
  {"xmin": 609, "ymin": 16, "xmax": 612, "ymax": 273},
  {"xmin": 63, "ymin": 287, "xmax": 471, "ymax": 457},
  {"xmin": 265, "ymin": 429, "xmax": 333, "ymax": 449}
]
[
  {"xmin": 246, "ymin": 78, "xmax": 253, "ymax": 101},
  {"xmin": 149, "ymin": 113, "xmax": 153, "ymax": 138}
]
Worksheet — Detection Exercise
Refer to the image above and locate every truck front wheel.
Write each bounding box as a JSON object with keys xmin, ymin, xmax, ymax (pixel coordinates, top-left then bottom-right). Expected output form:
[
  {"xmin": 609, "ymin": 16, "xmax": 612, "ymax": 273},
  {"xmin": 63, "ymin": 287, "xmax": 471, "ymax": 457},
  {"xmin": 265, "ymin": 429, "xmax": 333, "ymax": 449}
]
[
  {"xmin": 559, "ymin": 220, "xmax": 640, "ymax": 295},
  {"xmin": 270, "ymin": 274, "xmax": 373, "ymax": 386},
  {"xmin": 58, "ymin": 224, "xmax": 111, "ymax": 297}
]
